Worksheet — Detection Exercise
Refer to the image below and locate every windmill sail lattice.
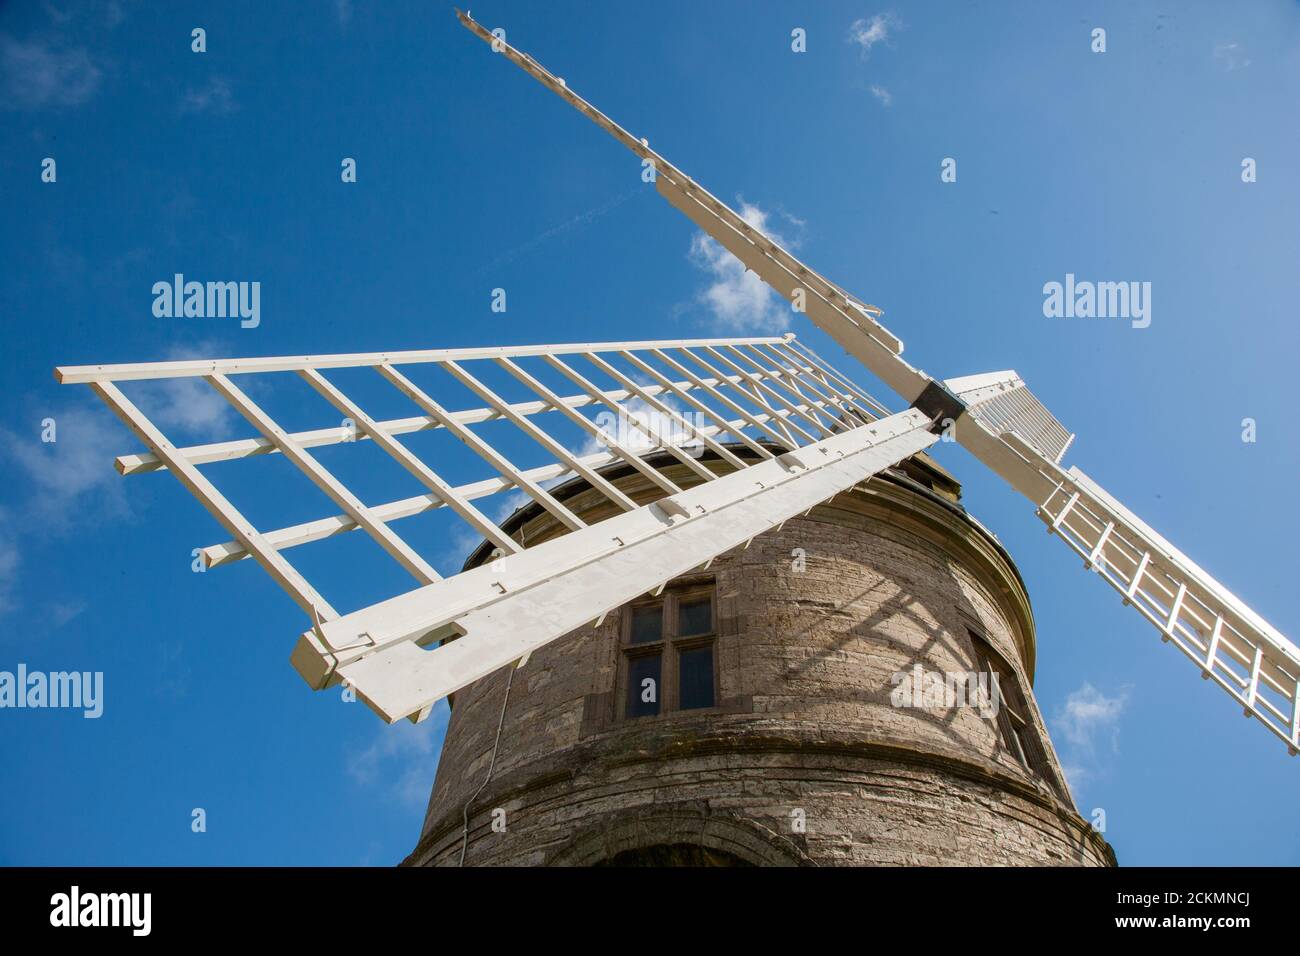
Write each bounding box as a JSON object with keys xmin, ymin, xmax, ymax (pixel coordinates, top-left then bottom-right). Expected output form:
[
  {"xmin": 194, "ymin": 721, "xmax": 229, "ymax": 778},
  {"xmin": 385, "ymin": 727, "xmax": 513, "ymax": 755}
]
[
  {"xmin": 54, "ymin": 13, "xmax": 1300, "ymax": 756},
  {"xmin": 451, "ymin": 10, "xmax": 1300, "ymax": 755},
  {"xmin": 57, "ymin": 336, "xmax": 932, "ymax": 723}
]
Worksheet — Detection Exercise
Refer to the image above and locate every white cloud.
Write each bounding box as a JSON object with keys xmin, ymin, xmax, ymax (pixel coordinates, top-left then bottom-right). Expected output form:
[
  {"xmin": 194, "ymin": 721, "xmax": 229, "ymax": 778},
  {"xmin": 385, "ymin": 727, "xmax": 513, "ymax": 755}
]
[
  {"xmin": 869, "ymin": 84, "xmax": 893, "ymax": 107},
  {"xmin": 1213, "ymin": 41, "xmax": 1250, "ymax": 72},
  {"xmin": 0, "ymin": 343, "xmax": 232, "ymax": 624},
  {"xmin": 2, "ymin": 406, "xmax": 129, "ymax": 528},
  {"xmin": 1055, "ymin": 682, "xmax": 1129, "ymax": 753},
  {"xmin": 1050, "ymin": 681, "xmax": 1130, "ymax": 800},
  {"xmin": 2, "ymin": 345, "xmax": 234, "ymax": 542},
  {"xmin": 138, "ymin": 378, "xmax": 235, "ymax": 436},
  {"xmin": 689, "ymin": 200, "xmax": 795, "ymax": 334},
  {"xmin": 347, "ymin": 701, "xmax": 450, "ymax": 806},
  {"xmin": 0, "ymin": 33, "xmax": 101, "ymax": 109},
  {"xmin": 180, "ymin": 75, "xmax": 236, "ymax": 115},
  {"xmin": 133, "ymin": 342, "xmax": 237, "ymax": 437},
  {"xmin": 0, "ymin": 406, "xmax": 129, "ymax": 621},
  {"xmin": 847, "ymin": 13, "xmax": 900, "ymax": 57},
  {"xmin": 336, "ymin": 0, "xmax": 353, "ymax": 27}
]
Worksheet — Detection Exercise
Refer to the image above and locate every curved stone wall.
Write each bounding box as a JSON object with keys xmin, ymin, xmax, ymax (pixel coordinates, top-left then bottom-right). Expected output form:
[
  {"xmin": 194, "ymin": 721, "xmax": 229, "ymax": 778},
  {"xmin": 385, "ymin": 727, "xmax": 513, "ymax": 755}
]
[{"xmin": 403, "ymin": 455, "xmax": 1115, "ymax": 867}]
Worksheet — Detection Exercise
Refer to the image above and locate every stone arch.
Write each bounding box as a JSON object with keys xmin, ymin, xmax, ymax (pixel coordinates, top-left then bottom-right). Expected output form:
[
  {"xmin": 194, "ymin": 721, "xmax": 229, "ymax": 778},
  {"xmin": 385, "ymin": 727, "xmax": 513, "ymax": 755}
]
[
  {"xmin": 546, "ymin": 807, "xmax": 815, "ymax": 867},
  {"xmin": 595, "ymin": 845, "xmax": 753, "ymax": 866}
]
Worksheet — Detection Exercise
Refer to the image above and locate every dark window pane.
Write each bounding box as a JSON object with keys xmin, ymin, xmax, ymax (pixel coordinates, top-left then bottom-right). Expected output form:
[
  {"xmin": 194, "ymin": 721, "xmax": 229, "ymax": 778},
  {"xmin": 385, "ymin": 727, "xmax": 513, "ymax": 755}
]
[
  {"xmin": 678, "ymin": 645, "xmax": 715, "ymax": 710},
  {"xmin": 626, "ymin": 654, "xmax": 661, "ymax": 717},
  {"xmin": 678, "ymin": 596, "xmax": 712, "ymax": 637},
  {"xmin": 630, "ymin": 605, "xmax": 663, "ymax": 645}
]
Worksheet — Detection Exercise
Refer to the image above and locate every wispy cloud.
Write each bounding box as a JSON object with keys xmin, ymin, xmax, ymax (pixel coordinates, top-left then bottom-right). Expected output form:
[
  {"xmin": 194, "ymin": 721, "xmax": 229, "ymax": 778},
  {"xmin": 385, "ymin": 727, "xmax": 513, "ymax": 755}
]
[
  {"xmin": 1053, "ymin": 682, "xmax": 1130, "ymax": 793},
  {"xmin": 1213, "ymin": 41, "xmax": 1251, "ymax": 72},
  {"xmin": 335, "ymin": 0, "xmax": 353, "ymax": 27},
  {"xmin": 0, "ymin": 404, "xmax": 129, "ymax": 624},
  {"xmin": 1056, "ymin": 682, "xmax": 1129, "ymax": 753},
  {"xmin": 2, "ymin": 405, "xmax": 129, "ymax": 530},
  {"xmin": 138, "ymin": 378, "xmax": 235, "ymax": 436},
  {"xmin": 0, "ymin": 33, "xmax": 102, "ymax": 110},
  {"xmin": 0, "ymin": 341, "xmax": 234, "ymax": 626},
  {"xmin": 132, "ymin": 342, "xmax": 237, "ymax": 438},
  {"xmin": 847, "ymin": 13, "xmax": 901, "ymax": 58},
  {"xmin": 689, "ymin": 200, "xmax": 798, "ymax": 334},
  {"xmin": 869, "ymin": 84, "xmax": 893, "ymax": 107},
  {"xmin": 347, "ymin": 702, "xmax": 450, "ymax": 806},
  {"xmin": 180, "ymin": 75, "xmax": 236, "ymax": 115}
]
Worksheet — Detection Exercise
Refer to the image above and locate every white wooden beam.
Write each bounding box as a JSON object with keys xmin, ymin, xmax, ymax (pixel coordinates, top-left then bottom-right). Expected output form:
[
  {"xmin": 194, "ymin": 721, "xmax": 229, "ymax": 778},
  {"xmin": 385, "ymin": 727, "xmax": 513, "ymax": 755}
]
[
  {"xmin": 440, "ymin": 359, "xmax": 639, "ymax": 512},
  {"xmin": 55, "ymin": 335, "xmax": 792, "ymax": 384},
  {"xmin": 208, "ymin": 373, "xmax": 442, "ymax": 584},
  {"xmin": 297, "ymin": 408, "xmax": 940, "ymax": 721},
  {"xmin": 298, "ymin": 367, "xmax": 524, "ymax": 555},
  {"xmin": 542, "ymin": 353, "xmax": 718, "ymax": 485},
  {"xmin": 496, "ymin": 356, "xmax": 684, "ymax": 497},
  {"xmin": 198, "ymin": 398, "xmax": 838, "ymax": 568},
  {"xmin": 618, "ymin": 350, "xmax": 775, "ymax": 460},
  {"xmin": 114, "ymin": 365, "xmax": 790, "ymax": 476},
  {"xmin": 650, "ymin": 348, "xmax": 797, "ymax": 450},
  {"xmin": 376, "ymin": 364, "xmax": 586, "ymax": 534},
  {"xmin": 90, "ymin": 381, "xmax": 338, "ymax": 619}
]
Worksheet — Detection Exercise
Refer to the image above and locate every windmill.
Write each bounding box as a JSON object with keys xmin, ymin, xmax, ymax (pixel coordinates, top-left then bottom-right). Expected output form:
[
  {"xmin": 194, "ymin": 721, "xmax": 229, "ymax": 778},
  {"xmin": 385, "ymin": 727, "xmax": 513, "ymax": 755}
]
[{"xmin": 55, "ymin": 9, "xmax": 1299, "ymax": 766}]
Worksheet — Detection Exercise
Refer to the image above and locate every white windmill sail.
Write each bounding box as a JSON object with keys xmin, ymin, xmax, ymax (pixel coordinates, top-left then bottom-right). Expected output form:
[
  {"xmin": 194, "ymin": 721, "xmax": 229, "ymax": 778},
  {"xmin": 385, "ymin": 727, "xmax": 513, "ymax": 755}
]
[
  {"xmin": 57, "ymin": 336, "xmax": 931, "ymax": 723},
  {"xmin": 456, "ymin": 10, "xmax": 1300, "ymax": 754}
]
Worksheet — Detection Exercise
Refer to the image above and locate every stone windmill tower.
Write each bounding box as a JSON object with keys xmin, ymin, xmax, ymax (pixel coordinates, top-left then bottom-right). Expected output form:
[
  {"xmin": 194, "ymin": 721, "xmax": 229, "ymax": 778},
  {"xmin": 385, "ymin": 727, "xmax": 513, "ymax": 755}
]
[
  {"xmin": 405, "ymin": 449, "xmax": 1115, "ymax": 866},
  {"xmin": 56, "ymin": 12, "xmax": 1295, "ymax": 869}
]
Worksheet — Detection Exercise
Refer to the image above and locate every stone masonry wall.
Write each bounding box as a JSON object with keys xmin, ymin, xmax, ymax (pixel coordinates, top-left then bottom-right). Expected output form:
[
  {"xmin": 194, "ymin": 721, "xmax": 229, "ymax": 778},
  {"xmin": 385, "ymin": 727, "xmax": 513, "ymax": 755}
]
[{"xmin": 403, "ymin": 464, "xmax": 1115, "ymax": 867}]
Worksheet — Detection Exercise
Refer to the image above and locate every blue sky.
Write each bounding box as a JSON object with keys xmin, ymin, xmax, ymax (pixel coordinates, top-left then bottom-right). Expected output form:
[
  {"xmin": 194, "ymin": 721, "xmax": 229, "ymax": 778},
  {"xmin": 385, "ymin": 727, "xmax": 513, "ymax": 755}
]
[{"xmin": 1, "ymin": 0, "xmax": 1298, "ymax": 866}]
